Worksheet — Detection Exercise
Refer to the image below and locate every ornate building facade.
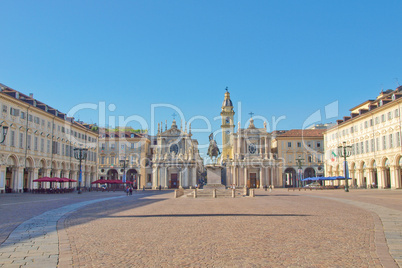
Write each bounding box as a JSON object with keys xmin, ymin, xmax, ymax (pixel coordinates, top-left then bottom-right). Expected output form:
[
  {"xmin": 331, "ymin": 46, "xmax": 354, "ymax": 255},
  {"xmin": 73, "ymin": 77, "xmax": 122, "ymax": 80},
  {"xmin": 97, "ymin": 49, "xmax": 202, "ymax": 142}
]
[
  {"xmin": 152, "ymin": 120, "xmax": 203, "ymax": 188},
  {"xmin": 98, "ymin": 129, "xmax": 152, "ymax": 188},
  {"xmin": 325, "ymin": 86, "xmax": 402, "ymax": 189},
  {"xmin": 220, "ymin": 90, "xmax": 280, "ymax": 188},
  {"xmin": 0, "ymin": 84, "xmax": 98, "ymax": 193}
]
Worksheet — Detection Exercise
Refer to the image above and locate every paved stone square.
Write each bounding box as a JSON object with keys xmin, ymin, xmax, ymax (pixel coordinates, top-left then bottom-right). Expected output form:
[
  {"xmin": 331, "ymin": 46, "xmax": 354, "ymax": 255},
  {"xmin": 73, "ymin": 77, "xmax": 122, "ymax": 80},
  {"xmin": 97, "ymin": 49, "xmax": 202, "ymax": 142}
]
[{"xmin": 0, "ymin": 189, "xmax": 401, "ymax": 267}]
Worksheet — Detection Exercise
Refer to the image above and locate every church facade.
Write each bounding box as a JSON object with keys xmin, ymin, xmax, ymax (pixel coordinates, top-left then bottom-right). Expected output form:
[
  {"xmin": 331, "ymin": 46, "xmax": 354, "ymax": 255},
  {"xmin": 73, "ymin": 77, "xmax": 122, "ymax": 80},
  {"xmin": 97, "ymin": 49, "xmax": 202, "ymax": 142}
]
[
  {"xmin": 220, "ymin": 90, "xmax": 281, "ymax": 188},
  {"xmin": 152, "ymin": 119, "xmax": 203, "ymax": 189}
]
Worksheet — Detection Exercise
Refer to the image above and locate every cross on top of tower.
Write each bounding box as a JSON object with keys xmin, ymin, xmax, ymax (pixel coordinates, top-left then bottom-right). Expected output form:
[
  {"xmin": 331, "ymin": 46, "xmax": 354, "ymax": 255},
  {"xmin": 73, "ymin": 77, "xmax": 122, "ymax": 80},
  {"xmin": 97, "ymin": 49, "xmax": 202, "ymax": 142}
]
[
  {"xmin": 172, "ymin": 113, "xmax": 177, "ymax": 120},
  {"xmin": 249, "ymin": 112, "xmax": 254, "ymax": 118},
  {"xmin": 225, "ymin": 86, "xmax": 228, "ymax": 92}
]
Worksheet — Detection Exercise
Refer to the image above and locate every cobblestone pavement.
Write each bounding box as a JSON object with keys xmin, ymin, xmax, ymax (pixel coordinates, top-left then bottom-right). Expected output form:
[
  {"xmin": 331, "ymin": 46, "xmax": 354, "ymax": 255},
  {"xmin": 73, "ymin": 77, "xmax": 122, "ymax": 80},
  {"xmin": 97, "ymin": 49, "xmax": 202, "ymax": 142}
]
[{"xmin": 0, "ymin": 189, "xmax": 401, "ymax": 267}]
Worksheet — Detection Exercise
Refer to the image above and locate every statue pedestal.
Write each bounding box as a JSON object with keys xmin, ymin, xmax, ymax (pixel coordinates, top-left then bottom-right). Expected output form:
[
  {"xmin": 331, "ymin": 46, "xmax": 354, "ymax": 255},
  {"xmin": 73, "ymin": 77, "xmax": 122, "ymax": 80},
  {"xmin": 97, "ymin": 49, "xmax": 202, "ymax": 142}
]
[{"xmin": 204, "ymin": 164, "xmax": 225, "ymax": 190}]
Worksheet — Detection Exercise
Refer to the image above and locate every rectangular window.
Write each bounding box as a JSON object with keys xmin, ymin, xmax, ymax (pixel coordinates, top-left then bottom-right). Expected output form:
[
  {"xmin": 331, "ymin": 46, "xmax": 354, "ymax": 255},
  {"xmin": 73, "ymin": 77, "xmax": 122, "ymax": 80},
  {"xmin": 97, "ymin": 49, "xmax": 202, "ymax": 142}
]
[
  {"xmin": 62, "ymin": 144, "xmax": 65, "ymax": 156},
  {"xmin": 365, "ymin": 140, "xmax": 369, "ymax": 153},
  {"xmin": 28, "ymin": 115, "xmax": 33, "ymax": 122},
  {"xmin": 389, "ymin": 134, "xmax": 393, "ymax": 148},
  {"xmin": 41, "ymin": 119, "xmax": 45, "ymax": 126},
  {"xmin": 361, "ymin": 142, "xmax": 364, "ymax": 154},
  {"xmin": 395, "ymin": 109, "xmax": 400, "ymax": 117},
  {"xmin": 371, "ymin": 139, "xmax": 375, "ymax": 152},
  {"xmin": 356, "ymin": 142, "xmax": 360, "ymax": 154},
  {"xmin": 10, "ymin": 107, "xmax": 20, "ymax": 117},
  {"xmin": 27, "ymin": 135, "xmax": 31, "ymax": 149},
  {"xmin": 383, "ymin": 136, "xmax": 387, "ymax": 150},
  {"xmin": 10, "ymin": 130, "xmax": 15, "ymax": 147},
  {"xmin": 101, "ymin": 143, "xmax": 105, "ymax": 149},
  {"xmin": 40, "ymin": 138, "xmax": 44, "ymax": 152},
  {"xmin": 2, "ymin": 105, "xmax": 7, "ymax": 113},
  {"xmin": 351, "ymin": 144, "xmax": 355, "ymax": 155},
  {"xmin": 397, "ymin": 132, "xmax": 401, "ymax": 147},
  {"xmin": 34, "ymin": 136, "xmax": 38, "ymax": 151},
  {"xmin": 47, "ymin": 140, "xmax": 50, "ymax": 153},
  {"xmin": 111, "ymin": 144, "xmax": 115, "ymax": 149},
  {"xmin": 19, "ymin": 133, "xmax": 23, "ymax": 148},
  {"xmin": 388, "ymin": 112, "xmax": 392, "ymax": 120},
  {"xmin": 101, "ymin": 157, "xmax": 105, "ymax": 164},
  {"xmin": 364, "ymin": 121, "xmax": 368, "ymax": 128},
  {"xmin": 20, "ymin": 111, "xmax": 26, "ymax": 120},
  {"xmin": 287, "ymin": 142, "xmax": 292, "ymax": 148},
  {"xmin": 48, "ymin": 122, "xmax": 51, "ymax": 128},
  {"xmin": 376, "ymin": 137, "xmax": 380, "ymax": 151},
  {"xmin": 131, "ymin": 143, "xmax": 135, "ymax": 149},
  {"xmin": 297, "ymin": 142, "xmax": 302, "ymax": 147},
  {"xmin": 351, "ymin": 127, "xmax": 354, "ymax": 134},
  {"xmin": 34, "ymin": 117, "xmax": 40, "ymax": 124},
  {"xmin": 381, "ymin": 114, "xmax": 385, "ymax": 122},
  {"xmin": 369, "ymin": 119, "xmax": 373, "ymax": 127},
  {"xmin": 375, "ymin": 117, "xmax": 379, "ymax": 124}
]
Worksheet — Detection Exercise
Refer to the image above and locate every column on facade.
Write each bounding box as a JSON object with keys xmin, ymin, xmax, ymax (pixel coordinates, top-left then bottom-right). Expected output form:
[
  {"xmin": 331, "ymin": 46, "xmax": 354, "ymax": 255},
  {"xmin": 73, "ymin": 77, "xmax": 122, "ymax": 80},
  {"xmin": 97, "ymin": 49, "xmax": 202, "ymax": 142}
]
[
  {"xmin": 152, "ymin": 166, "xmax": 158, "ymax": 189},
  {"xmin": 390, "ymin": 165, "xmax": 398, "ymax": 189},
  {"xmin": 164, "ymin": 167, "xmax": 168, "ymax": 188},
  {"xmin": 377, "ymin": 167, "xmax": 384, "ymax": 189},
  {"xmin": 259, "ymin": 167, "xmax": 263, "ymax": 188},
  {"xmin": 244, "ymin": 166, "xmax": 248, "ymax": 187},
  {"xmin": 191, "ymin": 167, "xmax": 196, "ymax": 188},
  {"xmin": 264, "ymin": 137, "xmax": 269, "ymax": 159},
  {"xmin": 233, "ymin": 136, "xmax": 238, "ymax": 159}
]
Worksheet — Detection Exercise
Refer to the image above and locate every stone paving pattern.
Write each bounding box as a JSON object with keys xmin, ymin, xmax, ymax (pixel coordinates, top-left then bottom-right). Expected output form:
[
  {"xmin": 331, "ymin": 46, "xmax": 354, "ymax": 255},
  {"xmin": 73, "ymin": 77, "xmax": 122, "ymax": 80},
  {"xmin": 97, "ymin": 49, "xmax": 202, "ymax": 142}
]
[{"xmin": 0, "ymin": 189, "xmax": 401, "ymax": 267}]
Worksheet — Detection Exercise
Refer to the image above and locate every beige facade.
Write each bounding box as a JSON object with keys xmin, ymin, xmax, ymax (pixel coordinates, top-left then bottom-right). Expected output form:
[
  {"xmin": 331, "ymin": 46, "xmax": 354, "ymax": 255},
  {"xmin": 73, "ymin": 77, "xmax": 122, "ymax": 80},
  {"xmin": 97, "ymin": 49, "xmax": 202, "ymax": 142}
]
[
  {"xmin": 0, "ymin": 84, "xmax": 98, "ymax": 193},
  {"xmin": 152, "ymin": 120, "xmax": 203, "ymax": 189},
  {"xmin": 98, "ymin": 129, "xmax": 151, "ymax": 188},
  {"xmin": 221, "ymin": 91, "xmax": 280, "ymax": 188},
  {"xmin": 271, "ymin": 129, "xmax": 325, "ymax": 187},
  {"xmin": 324, "ymin": 86, "xmax": 402, "ymax": 189}
]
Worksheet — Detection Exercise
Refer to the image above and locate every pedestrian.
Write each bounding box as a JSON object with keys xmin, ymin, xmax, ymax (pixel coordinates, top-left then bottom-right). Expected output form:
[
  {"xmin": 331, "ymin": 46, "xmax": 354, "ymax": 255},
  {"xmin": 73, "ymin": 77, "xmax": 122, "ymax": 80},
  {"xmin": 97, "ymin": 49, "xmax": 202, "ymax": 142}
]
[
  {"xmin": 126, "ymin": 186, "xmax": 130, "ymax": 196},
  {"xmin": 159, "ymin": 185, "xmax": 161, "ymax": 191},
  {"xmin": 129, "ymin": 187, "xmax": 133, "ymax": 195}
]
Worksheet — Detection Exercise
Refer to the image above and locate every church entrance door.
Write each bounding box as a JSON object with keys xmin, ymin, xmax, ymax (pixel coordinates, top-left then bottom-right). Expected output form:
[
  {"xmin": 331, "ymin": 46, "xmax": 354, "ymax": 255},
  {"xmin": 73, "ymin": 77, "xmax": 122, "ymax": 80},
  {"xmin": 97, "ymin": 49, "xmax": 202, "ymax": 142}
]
[
  {"xmin": 171, "ymin": 174, "xmax": 178, "ymax": 188},
  {"xmin": 248, "ymin": 173, "xmax": 257, "ymax": 188}
]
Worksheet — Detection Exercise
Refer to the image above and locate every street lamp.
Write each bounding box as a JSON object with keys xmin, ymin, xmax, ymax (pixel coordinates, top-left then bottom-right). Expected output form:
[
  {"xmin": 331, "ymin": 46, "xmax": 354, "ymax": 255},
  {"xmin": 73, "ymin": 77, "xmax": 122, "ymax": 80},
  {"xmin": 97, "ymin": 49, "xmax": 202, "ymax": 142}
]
[
  {"xmin": 296, "ymin": 155, "xmax": 304, "ymax": 188},
  {"xmin": 0, "ymin": 124, "xmax": 9, "ymax": 144},
  {"xmin": 74, "ymin": 147, "xmax": 88, "ymax": 194},
  {"xmin": 338, "ymin": 141, "xmax": 352, "ymax": 192},
  {"xmin": 120, "ymin": 157, "xmax": 129, "ymax": 191}
]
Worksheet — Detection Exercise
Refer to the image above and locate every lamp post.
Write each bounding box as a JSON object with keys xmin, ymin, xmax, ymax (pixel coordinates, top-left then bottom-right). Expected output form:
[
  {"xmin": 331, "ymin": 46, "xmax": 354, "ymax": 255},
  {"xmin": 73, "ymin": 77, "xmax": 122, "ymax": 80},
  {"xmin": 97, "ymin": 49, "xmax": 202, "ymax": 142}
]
[
  {"xmin": 296, "ymin": 155, "xmax": 304, "ymax": 188},
  {"xmin": 338, "ymin": 141, "xmax": 352, "ymax": 192},
  {"xmin": 0, "ymin": 124, "xmax": 9, "ymax": 144},
  {"xmin": 120, "ymin": 157, "xmax": 129, "ymax": 191},
  {"xmin": 74, "ymin": 147, "xmax": 88, "ymax": 194}
]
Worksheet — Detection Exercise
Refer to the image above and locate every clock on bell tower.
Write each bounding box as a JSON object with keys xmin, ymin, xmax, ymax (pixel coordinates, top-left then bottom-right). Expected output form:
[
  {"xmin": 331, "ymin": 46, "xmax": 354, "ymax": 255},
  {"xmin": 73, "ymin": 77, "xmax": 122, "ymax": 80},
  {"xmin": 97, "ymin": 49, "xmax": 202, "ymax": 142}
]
[{"xmin": 221, "ymin": 87, "xmax": 235, "ymax": 160}]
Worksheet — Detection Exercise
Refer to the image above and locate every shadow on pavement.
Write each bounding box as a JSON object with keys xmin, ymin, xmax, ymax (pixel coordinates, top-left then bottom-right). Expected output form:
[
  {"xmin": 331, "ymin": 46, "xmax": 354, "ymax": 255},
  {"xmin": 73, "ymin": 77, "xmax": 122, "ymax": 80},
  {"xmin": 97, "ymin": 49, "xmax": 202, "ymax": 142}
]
[{"xmin": 104, "ymin": 213, "xmax": 311, "ymax": 218}]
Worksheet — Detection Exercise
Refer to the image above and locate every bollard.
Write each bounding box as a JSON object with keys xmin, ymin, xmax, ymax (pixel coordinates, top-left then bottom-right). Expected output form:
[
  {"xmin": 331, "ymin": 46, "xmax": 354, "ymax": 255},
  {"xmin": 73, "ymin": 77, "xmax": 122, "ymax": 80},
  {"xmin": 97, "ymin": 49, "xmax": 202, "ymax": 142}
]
[
  {"xmin": 213, "ymin": 189, "xmax": 216, "ymax": 198},
  {"xmin": 232, "ymin": 189, "xmax": 235, "ymax": 198},
  {"xmin": 174, "ymin": 190, "xmax": 177, "ymax": 198},
  {"xmin": 194, "ymin": 188, "xmax": 197, "ymax": 198}
]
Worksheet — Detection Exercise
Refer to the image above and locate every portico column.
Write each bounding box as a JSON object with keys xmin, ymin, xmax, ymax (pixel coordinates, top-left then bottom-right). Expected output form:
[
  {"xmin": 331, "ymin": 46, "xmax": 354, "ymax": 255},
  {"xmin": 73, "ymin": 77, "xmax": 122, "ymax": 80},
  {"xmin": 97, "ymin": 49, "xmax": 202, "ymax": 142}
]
[
  {"xmin": 244, "ymin": 167, "xmax": 248, "ymax": 187},
  {"xmin": 390, "ymin": 165, "xmax": 398, "ymax": 189},
  {"xmin": 164, "ymin": 167, "xmax": 168, "ymax": 188},
  {"xmin": 15, "ymin": 167, "xmax": 23, "ymax": 193},
  {"xmin": 259, "ymin": 168, "xmax": 263, "ymax": 188},
  {"xmin": 264, "ymin": 137, "xmax": 269, "ymax": 159},
  {"xmin": 377, "ymin": 167, "xmax": 384, "ymax": 189},
  {"xmin": 152, "ymin": 167, "xmax": 157, "ymax": 189}
]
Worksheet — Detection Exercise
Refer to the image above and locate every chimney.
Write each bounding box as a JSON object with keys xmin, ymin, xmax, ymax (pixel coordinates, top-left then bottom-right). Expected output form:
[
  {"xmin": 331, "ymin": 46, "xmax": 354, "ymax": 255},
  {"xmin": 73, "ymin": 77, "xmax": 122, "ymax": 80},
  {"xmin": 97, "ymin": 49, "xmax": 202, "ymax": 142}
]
[{"xmin": 29, "ymin": 93, "xmax": 33, "ymax": 98}]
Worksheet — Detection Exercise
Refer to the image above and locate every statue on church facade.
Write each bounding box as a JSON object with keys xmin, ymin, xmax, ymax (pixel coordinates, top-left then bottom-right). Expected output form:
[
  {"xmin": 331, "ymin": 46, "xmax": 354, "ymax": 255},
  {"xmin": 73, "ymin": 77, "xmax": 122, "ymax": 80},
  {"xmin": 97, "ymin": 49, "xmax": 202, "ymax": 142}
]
[{"xmin": 207, "ymin": 133, "xmax": 220, "ymax": 163}]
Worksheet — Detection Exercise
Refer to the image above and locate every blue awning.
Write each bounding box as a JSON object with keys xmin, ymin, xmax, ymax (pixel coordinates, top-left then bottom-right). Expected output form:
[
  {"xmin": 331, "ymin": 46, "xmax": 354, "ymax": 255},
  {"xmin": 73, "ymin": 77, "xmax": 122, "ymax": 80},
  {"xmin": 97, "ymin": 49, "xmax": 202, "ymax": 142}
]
[{"xmin": 301, "ymin": 176, "xmax": 352, "ymax": 181}]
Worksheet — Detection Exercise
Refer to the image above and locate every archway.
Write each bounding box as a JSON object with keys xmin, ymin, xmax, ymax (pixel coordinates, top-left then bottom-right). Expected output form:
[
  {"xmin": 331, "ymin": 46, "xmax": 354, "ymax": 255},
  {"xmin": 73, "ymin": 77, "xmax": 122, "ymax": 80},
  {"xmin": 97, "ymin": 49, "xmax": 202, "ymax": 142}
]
[
  {"xmin": 127, "ymin": 169, "xmax": 138, "ymax": 187},
  {"xmin": 107, "ymin": 169, "xmax": 118, "ymax": 180},
  {"xmin": 5, "ymin": 155, "xmax": 18, "ymax": 193},
  {"xmin": 284, "ymin": 167, "xmax": 296, "ymax": 187},
  {"xmin": 304, "ymin": 167, "xmax": 315, "ymax": 178}
]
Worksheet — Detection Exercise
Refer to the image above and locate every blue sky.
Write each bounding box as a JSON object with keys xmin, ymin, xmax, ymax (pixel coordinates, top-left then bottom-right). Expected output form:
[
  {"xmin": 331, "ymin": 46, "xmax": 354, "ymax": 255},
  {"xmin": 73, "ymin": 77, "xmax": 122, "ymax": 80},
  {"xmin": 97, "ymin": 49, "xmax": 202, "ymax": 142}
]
[{"xmin": 1, "ymin": 0, "xmax": 402, "ymax": 154}]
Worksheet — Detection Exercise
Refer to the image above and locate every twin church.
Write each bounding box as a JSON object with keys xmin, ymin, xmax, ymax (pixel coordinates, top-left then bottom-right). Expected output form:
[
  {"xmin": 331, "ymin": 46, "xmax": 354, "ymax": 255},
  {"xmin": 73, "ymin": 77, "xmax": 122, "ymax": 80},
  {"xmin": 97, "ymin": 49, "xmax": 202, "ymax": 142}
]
[{"xmin": 149, "ymin": 89, "xmax": 280, "ymax": 189}]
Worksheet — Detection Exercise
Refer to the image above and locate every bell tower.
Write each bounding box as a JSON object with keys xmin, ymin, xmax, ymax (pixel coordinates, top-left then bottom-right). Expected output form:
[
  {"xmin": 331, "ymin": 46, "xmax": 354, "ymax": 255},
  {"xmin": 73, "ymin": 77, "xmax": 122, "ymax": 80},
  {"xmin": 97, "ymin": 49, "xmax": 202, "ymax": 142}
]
[{"xmin": 221, "ymin": 87, "xmax": 235, "ymax": 159}]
